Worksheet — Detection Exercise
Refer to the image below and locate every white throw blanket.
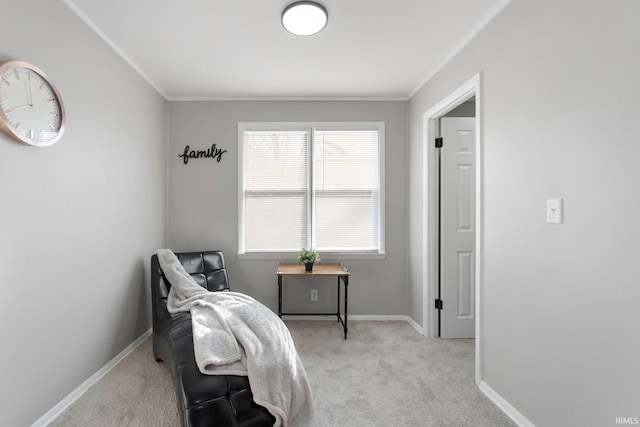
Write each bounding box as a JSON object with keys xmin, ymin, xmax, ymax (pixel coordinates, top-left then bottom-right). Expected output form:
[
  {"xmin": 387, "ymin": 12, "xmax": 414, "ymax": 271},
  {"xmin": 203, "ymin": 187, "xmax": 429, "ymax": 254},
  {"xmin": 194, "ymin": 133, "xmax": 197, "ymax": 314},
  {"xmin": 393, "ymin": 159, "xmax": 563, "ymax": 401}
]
[{"xmin": 156, "ymin": 249, "xmax": 315, "ymax": 427}]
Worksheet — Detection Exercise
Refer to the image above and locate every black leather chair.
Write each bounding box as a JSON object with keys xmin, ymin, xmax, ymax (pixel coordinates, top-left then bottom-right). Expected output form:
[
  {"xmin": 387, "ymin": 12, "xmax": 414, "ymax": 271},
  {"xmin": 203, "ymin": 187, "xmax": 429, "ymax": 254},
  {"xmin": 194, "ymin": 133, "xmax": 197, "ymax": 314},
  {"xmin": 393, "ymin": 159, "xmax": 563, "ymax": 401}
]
[{"xmin": 151, "ymin": 250, "xmax": 274, "ymax": 427}]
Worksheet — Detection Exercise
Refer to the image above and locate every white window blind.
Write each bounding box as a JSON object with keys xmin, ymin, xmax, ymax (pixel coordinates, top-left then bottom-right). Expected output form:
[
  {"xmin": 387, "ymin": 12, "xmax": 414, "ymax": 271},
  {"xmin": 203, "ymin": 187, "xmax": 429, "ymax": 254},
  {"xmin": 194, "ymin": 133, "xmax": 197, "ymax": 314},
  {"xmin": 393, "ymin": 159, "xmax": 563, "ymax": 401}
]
[
  {"xmin": 243, "ymin": 130, "xmax": 309, "ymax": 251},
  {"xmin": 314, "ymin": 129, "xmax": 380, "ymax": 251},
  {"xmin": 239, "ymin": 123, "xmax": 384, "ymax": 256}
]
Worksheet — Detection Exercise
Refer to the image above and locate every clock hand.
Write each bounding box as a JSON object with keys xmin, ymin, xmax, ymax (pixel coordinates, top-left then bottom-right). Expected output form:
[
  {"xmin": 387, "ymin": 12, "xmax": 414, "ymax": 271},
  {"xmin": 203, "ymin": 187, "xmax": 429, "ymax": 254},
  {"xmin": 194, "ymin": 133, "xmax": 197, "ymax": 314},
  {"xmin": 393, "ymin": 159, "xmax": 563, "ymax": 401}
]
[
  {"xmin": 26, "ymin": 73, "xmax": 33, "ymax": 106},
  {"xmin": 5, "ymin": 104, "xmax": 32, "ymax": 112}
]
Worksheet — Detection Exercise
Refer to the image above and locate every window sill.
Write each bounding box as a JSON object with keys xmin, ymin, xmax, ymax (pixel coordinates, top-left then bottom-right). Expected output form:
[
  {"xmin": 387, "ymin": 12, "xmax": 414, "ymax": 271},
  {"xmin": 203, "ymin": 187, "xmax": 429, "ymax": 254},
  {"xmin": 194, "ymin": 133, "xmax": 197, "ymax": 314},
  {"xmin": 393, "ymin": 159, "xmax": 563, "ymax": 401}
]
[{"xmin": 237, "ymin": 251, "xmax": 386, "ymax": 261}]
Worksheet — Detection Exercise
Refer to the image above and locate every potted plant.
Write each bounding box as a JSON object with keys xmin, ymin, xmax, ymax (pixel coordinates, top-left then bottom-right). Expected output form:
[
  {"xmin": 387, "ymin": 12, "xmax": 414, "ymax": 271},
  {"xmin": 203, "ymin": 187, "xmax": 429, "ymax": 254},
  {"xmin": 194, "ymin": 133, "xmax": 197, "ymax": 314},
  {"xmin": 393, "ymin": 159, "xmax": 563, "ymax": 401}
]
[{"xmin": 297, "ymin": 248, "xmax": 321, "ymax": 271}]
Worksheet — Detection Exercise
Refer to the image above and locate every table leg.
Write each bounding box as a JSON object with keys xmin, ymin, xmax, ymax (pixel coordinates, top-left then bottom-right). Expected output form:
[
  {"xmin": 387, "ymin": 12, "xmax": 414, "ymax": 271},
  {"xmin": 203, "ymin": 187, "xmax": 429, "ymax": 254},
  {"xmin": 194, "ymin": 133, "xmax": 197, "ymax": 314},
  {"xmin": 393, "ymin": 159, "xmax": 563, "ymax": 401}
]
[
  {"xmin": 278, "ymin": 275, "xmax": 283, "ymax": 318},
  {"xmin": 336, "ymin": 277, "xmax": 341, "ymax": 322},
  {"xmin": 343, "ymin": 275, "xmax": 348, "ymax": 339}
]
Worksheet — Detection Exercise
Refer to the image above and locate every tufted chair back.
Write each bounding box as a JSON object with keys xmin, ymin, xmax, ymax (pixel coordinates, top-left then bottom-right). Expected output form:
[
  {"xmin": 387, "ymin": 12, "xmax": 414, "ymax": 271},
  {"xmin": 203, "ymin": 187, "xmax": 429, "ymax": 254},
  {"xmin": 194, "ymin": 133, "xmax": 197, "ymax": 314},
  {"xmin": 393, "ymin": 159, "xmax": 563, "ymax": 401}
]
[
  {"xmin": 150, "ymin": 251, "xmax": 230, "ymax": 329},
  {"xmin": 152, "ymin": 251, "xmax": 229, "ymax": 298}
]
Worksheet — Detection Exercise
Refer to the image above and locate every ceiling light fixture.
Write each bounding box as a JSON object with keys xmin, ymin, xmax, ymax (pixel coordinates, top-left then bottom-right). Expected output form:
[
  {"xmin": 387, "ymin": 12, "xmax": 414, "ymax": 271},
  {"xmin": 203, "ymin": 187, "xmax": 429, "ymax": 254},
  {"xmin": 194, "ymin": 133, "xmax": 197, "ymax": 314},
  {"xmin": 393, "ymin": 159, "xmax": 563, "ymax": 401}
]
[{"xmin": 282, "ymin": 1, "xmax": 328, "ymax": 36}]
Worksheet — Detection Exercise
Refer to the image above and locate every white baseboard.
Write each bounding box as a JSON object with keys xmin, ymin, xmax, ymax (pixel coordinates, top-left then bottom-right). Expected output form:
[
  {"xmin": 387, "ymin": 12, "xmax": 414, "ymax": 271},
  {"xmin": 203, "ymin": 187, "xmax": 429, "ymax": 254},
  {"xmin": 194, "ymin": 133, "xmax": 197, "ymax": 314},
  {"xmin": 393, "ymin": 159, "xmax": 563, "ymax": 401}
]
[
  {"xmin": 282, "ymin": 314, "xmax": 425, "ymax": 334},
  {"xmin": 281, "ymin": 314, "xmax": 344, "ymax": 321},
  {"xmin": 479, "ymin": 381, "xmax": 535, "ymax": 427},
  {"xmin": 31, "ymin": 328, "xmax": 152, "ymax": 427},
  {"xmin": 403, "ymin": 316, "xmax": 424, "ymax": 334}
]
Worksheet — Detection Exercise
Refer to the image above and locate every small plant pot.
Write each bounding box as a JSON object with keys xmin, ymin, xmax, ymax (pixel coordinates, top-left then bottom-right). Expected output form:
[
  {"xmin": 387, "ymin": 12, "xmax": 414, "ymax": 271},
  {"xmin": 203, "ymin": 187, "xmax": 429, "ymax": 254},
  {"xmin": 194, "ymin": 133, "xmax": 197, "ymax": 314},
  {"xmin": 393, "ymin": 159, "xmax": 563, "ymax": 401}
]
[{"xmin": 305, "ymin": 262, "xmax": 314, "ymax": 272}]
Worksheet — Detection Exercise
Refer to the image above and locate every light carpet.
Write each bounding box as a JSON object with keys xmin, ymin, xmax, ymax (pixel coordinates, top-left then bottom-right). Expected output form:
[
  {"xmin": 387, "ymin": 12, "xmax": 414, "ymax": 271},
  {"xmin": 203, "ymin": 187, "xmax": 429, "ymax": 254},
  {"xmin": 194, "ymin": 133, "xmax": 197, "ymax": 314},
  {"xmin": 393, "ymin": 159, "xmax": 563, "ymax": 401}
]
[{"xmin": 49, "ymin": 321, "xmax": 515, "ymax": 427}]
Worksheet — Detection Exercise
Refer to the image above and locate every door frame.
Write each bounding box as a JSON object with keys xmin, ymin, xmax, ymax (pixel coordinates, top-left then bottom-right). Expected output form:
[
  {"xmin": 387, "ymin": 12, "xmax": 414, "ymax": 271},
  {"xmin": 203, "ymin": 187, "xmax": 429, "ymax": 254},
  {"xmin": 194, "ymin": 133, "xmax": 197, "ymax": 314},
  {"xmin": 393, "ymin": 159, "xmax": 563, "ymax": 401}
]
[{"xmin": 422, "ymin": 73, "xmax": 483, "ymax": 385}]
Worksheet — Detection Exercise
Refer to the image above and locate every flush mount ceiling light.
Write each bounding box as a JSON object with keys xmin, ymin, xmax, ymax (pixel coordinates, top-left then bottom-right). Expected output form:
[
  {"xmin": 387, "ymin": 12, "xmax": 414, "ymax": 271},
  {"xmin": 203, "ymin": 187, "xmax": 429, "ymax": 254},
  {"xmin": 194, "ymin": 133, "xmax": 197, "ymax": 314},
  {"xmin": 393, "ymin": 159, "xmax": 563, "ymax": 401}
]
[{"xmin": 282, "ymin": 1, "xmax": 328, "ymax": 36}]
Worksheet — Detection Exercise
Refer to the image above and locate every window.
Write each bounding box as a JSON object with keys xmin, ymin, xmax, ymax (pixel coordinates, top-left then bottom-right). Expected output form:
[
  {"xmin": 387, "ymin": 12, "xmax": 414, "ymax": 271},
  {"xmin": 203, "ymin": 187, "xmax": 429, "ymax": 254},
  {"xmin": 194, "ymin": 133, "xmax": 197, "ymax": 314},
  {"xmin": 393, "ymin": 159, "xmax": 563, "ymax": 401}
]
[{"xmin": 239, "ymin": 122, "xmax": 385, "ymax": 259}]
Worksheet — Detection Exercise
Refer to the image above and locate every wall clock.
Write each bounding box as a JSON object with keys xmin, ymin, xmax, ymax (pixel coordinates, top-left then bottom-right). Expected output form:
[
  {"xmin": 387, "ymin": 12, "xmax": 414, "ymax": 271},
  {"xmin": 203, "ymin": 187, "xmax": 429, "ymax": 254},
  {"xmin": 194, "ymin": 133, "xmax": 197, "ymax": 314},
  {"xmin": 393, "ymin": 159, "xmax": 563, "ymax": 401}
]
[{"xmin": 0, "ymin": 60, "xmax": 66, "ymax": 147}]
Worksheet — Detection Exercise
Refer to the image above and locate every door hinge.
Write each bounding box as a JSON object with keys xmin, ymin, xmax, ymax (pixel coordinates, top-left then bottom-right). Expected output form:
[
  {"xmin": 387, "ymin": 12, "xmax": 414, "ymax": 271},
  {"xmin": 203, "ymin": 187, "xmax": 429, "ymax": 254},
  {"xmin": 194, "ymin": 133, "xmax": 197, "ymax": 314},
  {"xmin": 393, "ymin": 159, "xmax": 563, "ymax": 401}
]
[
  {"xmin": 435, "ymin": 299, "xmax": 443, "ymax": 310},
  {"xmin": 435, "ymin": 137, "xmax": 443, "ymax": 148}
]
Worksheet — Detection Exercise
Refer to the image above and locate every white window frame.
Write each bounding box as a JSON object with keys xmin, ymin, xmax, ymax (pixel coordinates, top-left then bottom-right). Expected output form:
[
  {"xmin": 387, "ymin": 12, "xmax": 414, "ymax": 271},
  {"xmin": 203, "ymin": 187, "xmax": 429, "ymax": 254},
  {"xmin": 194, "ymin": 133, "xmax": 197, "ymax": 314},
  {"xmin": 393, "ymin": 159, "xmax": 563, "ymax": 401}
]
[{"xmin": 238, "ymin": 121, "xmax": 386, "ymax": 260}]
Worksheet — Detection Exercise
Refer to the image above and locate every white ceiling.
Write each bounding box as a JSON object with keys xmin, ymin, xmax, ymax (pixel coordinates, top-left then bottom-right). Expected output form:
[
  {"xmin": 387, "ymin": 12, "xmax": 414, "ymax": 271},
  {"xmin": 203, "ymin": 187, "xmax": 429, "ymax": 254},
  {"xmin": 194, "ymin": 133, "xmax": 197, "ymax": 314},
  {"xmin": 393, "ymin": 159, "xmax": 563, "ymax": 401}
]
[{"xmin": 64, "ymin": 0, "xmax": 510, "ymax": 100}]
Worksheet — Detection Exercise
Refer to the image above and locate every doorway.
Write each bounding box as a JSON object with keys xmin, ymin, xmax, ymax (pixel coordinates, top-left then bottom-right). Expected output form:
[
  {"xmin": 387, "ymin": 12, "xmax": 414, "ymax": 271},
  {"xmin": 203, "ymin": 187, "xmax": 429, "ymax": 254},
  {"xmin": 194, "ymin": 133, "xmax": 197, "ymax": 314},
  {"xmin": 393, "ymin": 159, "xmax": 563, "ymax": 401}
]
[{"xmin": 422, "ymin": 74, "xmax": 482, "ymax": 385}]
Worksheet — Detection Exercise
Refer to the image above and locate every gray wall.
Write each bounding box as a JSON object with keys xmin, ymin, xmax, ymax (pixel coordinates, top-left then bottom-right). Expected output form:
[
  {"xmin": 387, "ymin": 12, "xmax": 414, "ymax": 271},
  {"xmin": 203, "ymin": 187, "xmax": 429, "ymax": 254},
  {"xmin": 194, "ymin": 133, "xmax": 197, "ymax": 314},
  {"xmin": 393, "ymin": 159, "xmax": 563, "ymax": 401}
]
[
  {"xmin": 444, "ymin": 99, "xmax": 475, "ymax": 117},
  {"xmin": 408, "ymin": 0, "xmax": 640, "ymax": 425},
  {"xmin": 167, "ymin": 101, "xmax": 408, "ymax": 316},
  {"xmin": 0, "ymin": 1, "xmax": 167, "ymax": 425}
]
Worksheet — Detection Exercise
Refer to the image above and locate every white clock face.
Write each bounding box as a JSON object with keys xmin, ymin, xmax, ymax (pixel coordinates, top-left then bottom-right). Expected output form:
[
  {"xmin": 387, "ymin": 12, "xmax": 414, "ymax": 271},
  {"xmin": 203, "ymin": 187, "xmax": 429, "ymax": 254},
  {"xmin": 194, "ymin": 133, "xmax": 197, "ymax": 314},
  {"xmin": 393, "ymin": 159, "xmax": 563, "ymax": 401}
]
[{"xmin": 0, "ymin": 62, "xmax": 65, "ymax": 147}]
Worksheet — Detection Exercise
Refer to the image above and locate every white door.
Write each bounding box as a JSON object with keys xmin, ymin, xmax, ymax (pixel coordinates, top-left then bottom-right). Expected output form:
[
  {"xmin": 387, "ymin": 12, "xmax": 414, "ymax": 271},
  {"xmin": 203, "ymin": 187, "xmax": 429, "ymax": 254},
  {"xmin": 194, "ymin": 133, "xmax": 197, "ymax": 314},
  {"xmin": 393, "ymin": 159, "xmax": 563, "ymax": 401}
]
[{"xmin": 440, "ymin": 117, "xmax": 476, "ymax": 339}]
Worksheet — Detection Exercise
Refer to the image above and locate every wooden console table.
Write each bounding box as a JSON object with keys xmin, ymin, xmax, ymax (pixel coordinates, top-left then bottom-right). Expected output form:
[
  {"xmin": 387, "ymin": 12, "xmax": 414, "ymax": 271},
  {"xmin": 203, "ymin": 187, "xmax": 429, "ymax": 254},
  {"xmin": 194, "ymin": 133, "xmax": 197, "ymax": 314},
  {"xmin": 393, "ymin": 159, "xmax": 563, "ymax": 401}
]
[{"xmin": 276, "ymin": 264, "xmax": 350, "ymax": 339}]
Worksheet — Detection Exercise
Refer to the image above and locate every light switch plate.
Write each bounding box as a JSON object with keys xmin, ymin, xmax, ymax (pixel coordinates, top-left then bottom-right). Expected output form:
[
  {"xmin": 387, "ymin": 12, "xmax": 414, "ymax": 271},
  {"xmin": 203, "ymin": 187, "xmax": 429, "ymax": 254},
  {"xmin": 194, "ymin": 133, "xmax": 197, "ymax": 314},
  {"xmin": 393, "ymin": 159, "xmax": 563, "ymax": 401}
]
[{"xmin": 546, "ymin": 198, "xmax": 563, "ymax": 224}]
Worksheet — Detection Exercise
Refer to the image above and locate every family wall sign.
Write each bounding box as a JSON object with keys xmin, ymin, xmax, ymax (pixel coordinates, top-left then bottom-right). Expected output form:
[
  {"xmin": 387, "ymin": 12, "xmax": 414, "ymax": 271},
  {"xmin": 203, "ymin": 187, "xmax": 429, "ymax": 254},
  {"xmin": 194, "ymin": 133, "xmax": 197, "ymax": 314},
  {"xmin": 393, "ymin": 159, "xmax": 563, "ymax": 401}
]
[{"xmin": 178, "ymin": 143, "xmax": 227, "ymax": 165}]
